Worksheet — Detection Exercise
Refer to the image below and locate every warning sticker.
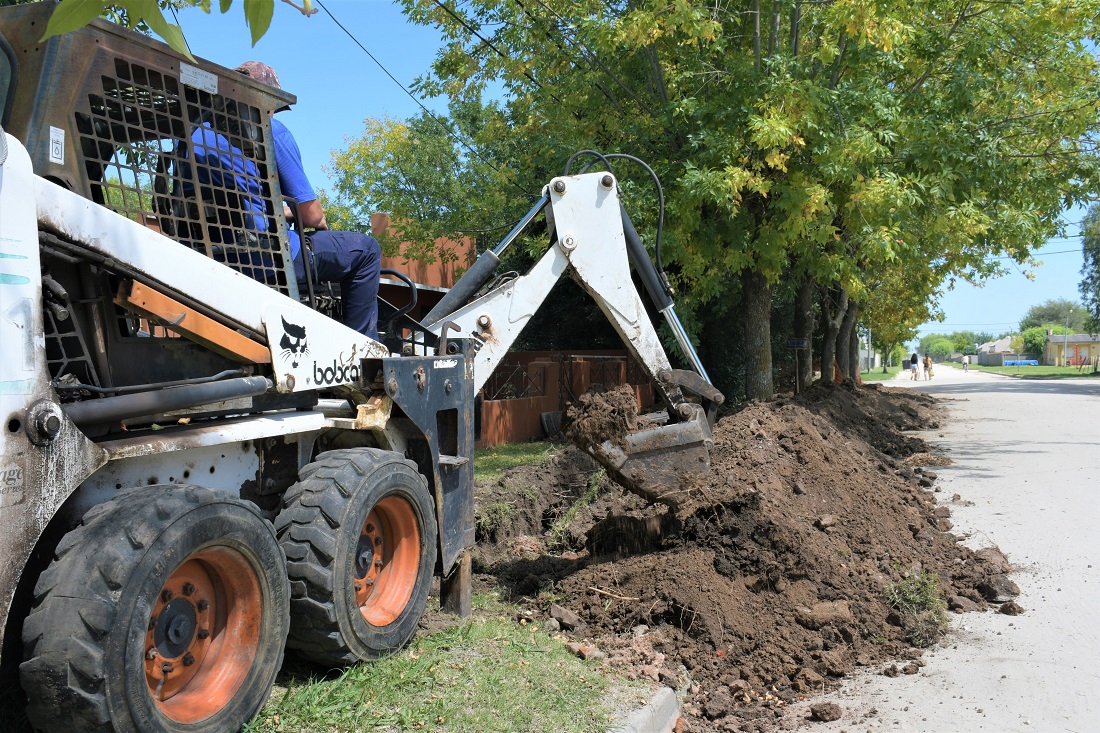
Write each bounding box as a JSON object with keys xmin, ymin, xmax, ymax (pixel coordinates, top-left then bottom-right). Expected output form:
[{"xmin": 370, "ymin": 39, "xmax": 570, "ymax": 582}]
[
  {"xmin": 48, "ymin": 126, "xmax": 64, "ymax": 165},
  {"xmin": 180, "ymin": 62, "xmax": 218, "ymax": 94}
]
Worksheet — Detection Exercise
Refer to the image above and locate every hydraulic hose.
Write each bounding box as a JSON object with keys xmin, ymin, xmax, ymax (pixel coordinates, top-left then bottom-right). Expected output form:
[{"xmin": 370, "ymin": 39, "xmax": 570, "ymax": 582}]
[{"xmin": 62, "ymin": 376, "xmax": 272, "ymax": 427}]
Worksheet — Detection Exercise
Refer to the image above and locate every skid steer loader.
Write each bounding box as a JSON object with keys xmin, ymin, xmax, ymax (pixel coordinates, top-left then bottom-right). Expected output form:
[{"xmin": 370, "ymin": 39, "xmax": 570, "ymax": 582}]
[{"xmin": 0, "ymin": 3, "xmax": 723, "ymax": 731}]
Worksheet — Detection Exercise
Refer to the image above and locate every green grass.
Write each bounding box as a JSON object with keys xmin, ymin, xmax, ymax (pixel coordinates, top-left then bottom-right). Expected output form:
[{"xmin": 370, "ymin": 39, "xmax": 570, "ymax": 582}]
[
  {"xmin": 885, "ymin": 569, "xmax": 949, "ymax": 648},
  {"xmin": 245, "ymin": 594, "xmax": 619, "ymax": 733},
  {"xmin": 861, "ymin": 364, "xmax": 905, "ymax": 381},
  {"xmin": 547, "ymin": 469, "xmax": 605, "ymax": 550},
  {"xmin": 968, "ymin": 360, "xmax": 1095, "ymax": 376},
  {"xmin": 474, "ymin": 442, "xmax": 558, "ymax": 484}
]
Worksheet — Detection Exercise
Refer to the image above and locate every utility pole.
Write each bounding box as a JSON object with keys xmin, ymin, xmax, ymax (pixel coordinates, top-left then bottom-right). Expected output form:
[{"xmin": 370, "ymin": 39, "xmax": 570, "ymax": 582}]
[{"xmin": 1064, "ymin": 307, "xmax": 1073, "ymax": 366}]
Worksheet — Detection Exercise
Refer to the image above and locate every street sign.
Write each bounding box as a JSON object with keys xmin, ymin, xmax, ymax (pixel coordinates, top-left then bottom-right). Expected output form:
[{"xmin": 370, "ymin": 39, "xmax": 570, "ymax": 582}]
[{"xmin": 786, "ymin": 339, "xmax": 808, "ymax": 348}]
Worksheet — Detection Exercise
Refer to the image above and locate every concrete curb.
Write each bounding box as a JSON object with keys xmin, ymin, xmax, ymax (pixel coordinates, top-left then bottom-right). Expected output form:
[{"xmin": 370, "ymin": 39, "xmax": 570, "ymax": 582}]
[{"xmin": 609, "ymin": 686, "xmax": 680, "ymax": 733}]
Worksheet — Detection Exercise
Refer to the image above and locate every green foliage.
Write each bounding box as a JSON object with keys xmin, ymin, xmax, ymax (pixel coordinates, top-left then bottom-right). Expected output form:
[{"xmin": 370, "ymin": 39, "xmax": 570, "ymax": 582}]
[
  {"xmin": 1080, "ymin": 205, "xmax": 1100, "ymax": 333},
  {"xmin": 323, "ymin": 99, "xmax": 522, "ymax": 263},
  {"xmin": 34, "ymin": 0, "xmax": 296, "ymax": 58},
  {"xmin": 949, "ymin": 331, "xmax": 992, "ymax": 355},
  {"xmin": 885, "ymin": 568, "xmax": 949, "ymax": 648},
  {"xmin": 918, "ymin": 334, "xmax": 954, "ymax": 361},
  {"xmin": 1018, "ymin": 298, "xmax": 1088, "ymax": 333},
  {"xmin": 1022, "ymin": 324, "xmax": 1068, "ymax": 357}
]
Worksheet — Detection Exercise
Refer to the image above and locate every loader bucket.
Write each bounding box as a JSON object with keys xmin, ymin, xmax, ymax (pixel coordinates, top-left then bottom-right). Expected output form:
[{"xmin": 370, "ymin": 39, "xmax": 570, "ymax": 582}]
[{"xmin": 573, "ymin": 405, "xmax": 714, "ymax": 509}]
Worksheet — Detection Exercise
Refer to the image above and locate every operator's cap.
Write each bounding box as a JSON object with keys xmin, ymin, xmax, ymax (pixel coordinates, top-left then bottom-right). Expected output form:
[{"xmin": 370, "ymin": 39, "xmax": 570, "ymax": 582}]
[
  {"xmin": 236, "ymin": 61, "xmax": 291, "ymax": 112},
  {"xmin": 236, "ymin": 61, "xmax": 281, "ymax": 89}
]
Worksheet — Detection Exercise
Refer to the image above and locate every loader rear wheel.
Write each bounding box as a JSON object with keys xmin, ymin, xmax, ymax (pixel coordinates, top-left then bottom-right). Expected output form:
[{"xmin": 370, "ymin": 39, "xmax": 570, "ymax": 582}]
[
  {"xmin": 20, "ymin": 485, "xmax": 289, "ymax": 733},
  {"xmin": 275, "ymin": 449, "xmax": 437, "ymax": 665}
]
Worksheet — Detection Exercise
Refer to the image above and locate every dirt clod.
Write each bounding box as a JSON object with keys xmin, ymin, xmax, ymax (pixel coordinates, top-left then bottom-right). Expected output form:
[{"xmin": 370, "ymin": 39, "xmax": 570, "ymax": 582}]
[
  {"xmin": 563, "ymin": 386, "xmax": 644, "ymax": 449},
  {"xmin": 978, "ymin": 575, "xmax": 1021, "ymax": 603},
  {"xmin": 809, "ymin": 702, "xmax": 843, "ymax": 722}
]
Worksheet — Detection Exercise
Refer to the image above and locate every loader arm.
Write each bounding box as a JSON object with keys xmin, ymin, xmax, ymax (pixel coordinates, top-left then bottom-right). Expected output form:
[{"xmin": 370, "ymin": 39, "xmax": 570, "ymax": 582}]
[{"xmin": 424, "ymin": 172, "xmax": 724, "ymax": 506}]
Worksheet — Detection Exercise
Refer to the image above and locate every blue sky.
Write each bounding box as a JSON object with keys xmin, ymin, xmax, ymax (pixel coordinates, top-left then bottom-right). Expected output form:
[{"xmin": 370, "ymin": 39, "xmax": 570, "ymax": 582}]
[
  {"xmin": 176, "ymin": 1, "xmax": 447, "ymax": 191},
  {"xmin": 171, "ymin": 2, "xmax": 1094, "ymax": 342},
  {"xmin": 914, "ymin": 205, "xmax": 1090, "ymax": 345}
]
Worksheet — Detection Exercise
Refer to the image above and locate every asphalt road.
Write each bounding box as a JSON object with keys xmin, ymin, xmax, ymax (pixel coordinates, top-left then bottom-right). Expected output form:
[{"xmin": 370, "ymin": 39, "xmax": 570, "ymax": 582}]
[{"xmin": 786, "ymin": 365, "xmax": 1100, "ymax": 733}]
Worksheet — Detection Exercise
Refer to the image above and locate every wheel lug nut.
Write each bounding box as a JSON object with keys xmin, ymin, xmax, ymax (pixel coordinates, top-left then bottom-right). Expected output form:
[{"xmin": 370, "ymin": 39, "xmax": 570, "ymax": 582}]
[
  {"xmin": 374, "ymin": 558, "xmax": 383, "ymax": 567},
  {"xmin": 374, "ymin": 537, "xmax": 383, "ymax": 546},
  {"xmin": 161, "ymin": 589, "xmax": 173, "ymax": 602},
  {"xmin": 148, "ymin": 615, "xmax": 157, "ymax": 630},
  {"xmin": 161, "ymin": 662, "xmax": 173, "ymax": 674},
  {"xmin": 146, "ymin": 647, "xmax": 158, "ymax": 660},
  {"xmin": 365, "ymin": 523, "xmax": 374, "ymax": 533},
  {"xmin": 197, "ymin": 628, "xmax": 210, "ymax": 640},
  {"xmin": 182, "ymin": 582, "xmax": 195, "ymax": 596},
  {"xmin": 196, "ymin": 599, "xmax": 209, "ymax": 611},
  {"xmin": 365, "ymin": 578, "xmax": 374, "ymax": 586},
  {"xmin": 182, "ymin": 653, "xmax": 195, "ymax": 666}
]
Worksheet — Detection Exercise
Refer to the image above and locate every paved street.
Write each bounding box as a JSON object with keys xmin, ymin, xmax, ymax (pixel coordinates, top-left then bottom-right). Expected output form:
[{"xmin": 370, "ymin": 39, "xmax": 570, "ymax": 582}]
[{"xmin": 792, "ymin": 365, "xmax": 1100, "ymax": 732}]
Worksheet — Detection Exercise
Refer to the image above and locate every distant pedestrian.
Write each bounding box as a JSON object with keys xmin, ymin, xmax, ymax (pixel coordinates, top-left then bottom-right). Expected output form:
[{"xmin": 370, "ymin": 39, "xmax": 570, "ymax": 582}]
[
  {"xmin": 962, "ymin": 354, "xmax": 970, "ymax": 373},
  {"xmin": 923, "ymin": 354, "xmax": 934, "ymax": 380},
  {"xmin": 910, "ymin": 353, "xmax": 919, "ymax": 380}
]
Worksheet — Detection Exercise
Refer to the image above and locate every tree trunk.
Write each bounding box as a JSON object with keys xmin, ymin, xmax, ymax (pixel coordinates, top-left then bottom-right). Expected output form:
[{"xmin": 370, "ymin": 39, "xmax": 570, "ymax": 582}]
[
  {"xmin": 837, "ymin": 298, "xmax": 858, "ymax": 380},
  {"xmin": 793, "ymin": 275, "xmax": 816, "ymax": 392},
  {"xmin": 847, "ymin": 315, "xmax": 860, "ymax": 382},
  {"xmin": 882, "ymin": 342, "xmax": 893, "ymax": 373},
  {"xmin": 820, "ymin": 286, "xmax": 848, "ymax": 383},
  {"xmin": 742, "ymin": 268, "xmax": 774, "ymax": 400}
]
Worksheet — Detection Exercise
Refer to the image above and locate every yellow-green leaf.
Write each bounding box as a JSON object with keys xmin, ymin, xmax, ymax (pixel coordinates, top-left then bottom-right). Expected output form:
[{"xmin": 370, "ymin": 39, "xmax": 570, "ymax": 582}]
[
  {"xmin": 243, "ymin": 0, "xmax": 274, "ymax": 47},
  {"xmin": 134, "ymin": 0, "xmax": 192, "ymax": 59},
  {"xmin": 40, "ymin": 0, "xmax": 105, "ymax": 42},
  {"xmin": 220, "ymin": 0, "xmax": 233, "ymax": 12}
]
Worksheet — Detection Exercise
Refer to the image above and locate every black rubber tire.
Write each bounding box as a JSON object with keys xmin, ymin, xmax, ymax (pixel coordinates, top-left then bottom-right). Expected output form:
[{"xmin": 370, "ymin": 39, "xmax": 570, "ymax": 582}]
[
  {"xmin": 275, "ymin": 448, "xmax": 437, "ymax": 665},
  {"xmin": 19, "ymin": 485, "xmax": 289, "ymax": 733}
]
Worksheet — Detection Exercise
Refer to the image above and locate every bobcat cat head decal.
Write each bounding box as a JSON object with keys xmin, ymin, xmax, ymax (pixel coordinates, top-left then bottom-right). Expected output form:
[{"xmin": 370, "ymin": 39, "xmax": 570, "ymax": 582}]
[{"xmin": 279, "ymin": 317, "xmax": 309, "ymax": 368}]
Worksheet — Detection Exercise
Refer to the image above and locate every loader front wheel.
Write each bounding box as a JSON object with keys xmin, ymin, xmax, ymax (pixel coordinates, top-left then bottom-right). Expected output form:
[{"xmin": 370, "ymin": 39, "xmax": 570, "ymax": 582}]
[
  {"xmin": 276, "ymin": 449, "xmax": 437, "ymax": 665},
  {"xmin": 20, "ymin": 485, "xmax": 289, "ymax": 733}
]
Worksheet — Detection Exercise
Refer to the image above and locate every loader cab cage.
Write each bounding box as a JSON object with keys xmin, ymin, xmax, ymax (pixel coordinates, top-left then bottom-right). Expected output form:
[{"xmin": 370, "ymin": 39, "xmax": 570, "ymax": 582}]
[{"xmin": 0, "ymin": 2, "xmax": 299, "ymax": 298}]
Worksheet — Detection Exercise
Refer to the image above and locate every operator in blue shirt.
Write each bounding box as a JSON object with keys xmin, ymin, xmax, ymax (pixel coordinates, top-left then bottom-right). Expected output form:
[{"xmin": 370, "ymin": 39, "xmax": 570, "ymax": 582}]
[{"xmin": 228, "ymin": 61, "xmax": 382, "ymax": 341}]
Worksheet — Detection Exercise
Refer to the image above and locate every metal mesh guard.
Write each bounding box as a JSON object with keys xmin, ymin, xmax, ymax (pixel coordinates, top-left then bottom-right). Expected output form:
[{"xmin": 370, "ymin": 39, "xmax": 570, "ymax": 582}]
[{"xmin": 75, "ymin": 56, "xmax": 292, "ymax": 295}]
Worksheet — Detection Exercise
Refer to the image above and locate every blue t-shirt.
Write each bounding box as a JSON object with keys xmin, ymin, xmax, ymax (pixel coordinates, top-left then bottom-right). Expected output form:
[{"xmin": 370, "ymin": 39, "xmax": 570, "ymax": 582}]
[
  {"xmin": 187, "ymin": 123, "xmax": 267, "ymax": 236},
  {"xmin": 184, "ymin": 118, "xmax": 316, "ymax": 261},
  {"xmin": 271, "ymin": 117, "xmax": 316, "ymax": 260}
]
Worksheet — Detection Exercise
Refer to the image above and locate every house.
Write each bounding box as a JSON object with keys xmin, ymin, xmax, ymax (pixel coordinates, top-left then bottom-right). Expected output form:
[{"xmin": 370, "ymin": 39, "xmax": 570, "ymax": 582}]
[
  {"xmin": 976, "ymin": 336, "xmax": 1016, "ymax": 366},
  {"xmin": 1044, "ymin": 333, "xmax": 1100, "ymax": 366}
]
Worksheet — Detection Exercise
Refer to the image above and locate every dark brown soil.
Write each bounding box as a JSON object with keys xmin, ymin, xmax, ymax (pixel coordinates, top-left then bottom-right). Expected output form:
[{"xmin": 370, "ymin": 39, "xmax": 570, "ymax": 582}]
[
  {"xmin": 563, "ymin": 386, "xmax": 648, "ymax": 449},
  {"xmin": 474, "ymin": 384, "xmax": 1010, "ymax": 732}
]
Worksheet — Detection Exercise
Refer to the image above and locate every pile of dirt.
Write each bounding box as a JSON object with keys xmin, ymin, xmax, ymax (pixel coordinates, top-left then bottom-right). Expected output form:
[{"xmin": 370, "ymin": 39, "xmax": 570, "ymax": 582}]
[{"xmin": 474, "ymin": 385, "xmax": 1013, "ymax": 732}]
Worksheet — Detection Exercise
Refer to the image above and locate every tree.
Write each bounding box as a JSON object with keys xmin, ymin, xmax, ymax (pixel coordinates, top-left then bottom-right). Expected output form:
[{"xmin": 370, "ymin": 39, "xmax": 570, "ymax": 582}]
[
  {"xmin": 392, "ymin": 0, "xmax": 1100, "ymax": 403},
  {"xmin": 1022, "ymin": 324, "xmax": 1068, "ymax": 357},
  {"xmin": 1080, "ymin": 205, "xmax": 1100, "ymax": 333},
  {"xmin": 1019, "ymin": 298, "xmax": 1088, "ymax": 333},
  {"xmin": 321, "ymin": 97, "xmax": 520, "ymax": 263}
]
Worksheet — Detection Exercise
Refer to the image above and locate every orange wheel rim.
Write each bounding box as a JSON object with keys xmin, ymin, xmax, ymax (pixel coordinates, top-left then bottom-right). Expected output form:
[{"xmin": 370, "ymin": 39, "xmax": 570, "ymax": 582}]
[
  {"xmin": 143, "ymin": 547, "xmax": 262, "ymax": 724},
  {"xmin": 354, "ymin": 495, "xmax": 421, "ymax": 627}
]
